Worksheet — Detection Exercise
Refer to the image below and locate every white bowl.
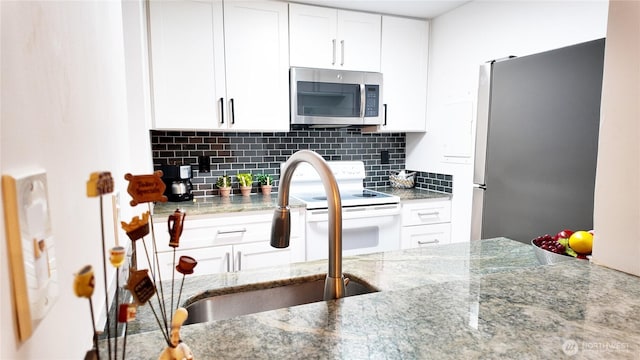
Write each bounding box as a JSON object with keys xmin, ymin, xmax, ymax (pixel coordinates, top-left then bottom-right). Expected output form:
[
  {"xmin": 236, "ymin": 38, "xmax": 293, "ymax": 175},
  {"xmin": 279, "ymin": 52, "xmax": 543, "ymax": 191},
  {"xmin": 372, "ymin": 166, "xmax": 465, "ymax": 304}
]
[{"xmin": 530, "ymin": 240, "xmax": 577, "ymax": 265}]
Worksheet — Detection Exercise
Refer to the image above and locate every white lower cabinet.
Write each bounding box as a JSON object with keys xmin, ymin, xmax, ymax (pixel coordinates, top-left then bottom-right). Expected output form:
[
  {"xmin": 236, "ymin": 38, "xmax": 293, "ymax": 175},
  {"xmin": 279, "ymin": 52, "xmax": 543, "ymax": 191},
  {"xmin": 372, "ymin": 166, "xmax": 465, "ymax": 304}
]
[
  {"xmin": 400, "ymin": 198, "xmax": 452, "ymax": 249},
  {"xmin": 143, "ymin": 209, "xmax": 304, "ymax": 280}
]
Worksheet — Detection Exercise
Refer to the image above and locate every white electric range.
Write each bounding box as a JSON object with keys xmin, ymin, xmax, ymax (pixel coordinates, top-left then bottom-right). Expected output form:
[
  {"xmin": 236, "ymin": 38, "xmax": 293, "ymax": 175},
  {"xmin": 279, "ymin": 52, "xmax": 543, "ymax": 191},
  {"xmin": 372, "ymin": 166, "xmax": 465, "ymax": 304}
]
[{"xmin": 284, "ymin": 161, "xmax": 401, "ymax": 260}]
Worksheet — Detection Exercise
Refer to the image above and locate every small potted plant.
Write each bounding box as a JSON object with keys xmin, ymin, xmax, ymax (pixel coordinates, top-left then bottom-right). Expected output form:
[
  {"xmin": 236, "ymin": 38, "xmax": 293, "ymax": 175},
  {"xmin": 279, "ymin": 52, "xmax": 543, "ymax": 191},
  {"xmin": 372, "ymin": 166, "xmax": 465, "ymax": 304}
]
[
  {"xmin": 216, "ymin": 175, "xmax": 232, "ymax": 197},
  {"xmin": 236, "ymin": 173, "xmax": 253, "ymax": 196},
  {"xmin": 256, "ymin": 174, "xmax": 274, "ymax": 195}
]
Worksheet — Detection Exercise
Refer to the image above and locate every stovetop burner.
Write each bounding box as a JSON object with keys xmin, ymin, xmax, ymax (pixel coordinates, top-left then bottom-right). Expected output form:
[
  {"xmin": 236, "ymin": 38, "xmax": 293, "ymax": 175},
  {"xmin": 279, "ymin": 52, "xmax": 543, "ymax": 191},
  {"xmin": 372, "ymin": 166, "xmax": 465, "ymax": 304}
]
[
  {"xmin": 353, "ymin": 191, "xmax": 378, "ymax": 198},
  {"xmin": 312, "ymin": 190, "xmax": 380, "ymax": 201}
]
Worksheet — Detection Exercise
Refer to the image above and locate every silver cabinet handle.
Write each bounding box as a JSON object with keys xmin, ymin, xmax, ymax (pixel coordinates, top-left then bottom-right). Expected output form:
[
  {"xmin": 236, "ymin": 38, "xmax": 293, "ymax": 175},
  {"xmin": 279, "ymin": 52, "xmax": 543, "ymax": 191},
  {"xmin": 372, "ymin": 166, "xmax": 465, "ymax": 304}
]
[
  {"xmin": 225, "ymin": 252, "xmax": 230, "ymax": 272},
  {"xmin": 236, "ymin": 251, "xmax": 242, "ymax": 271},
  {"xmin": 418, "ymin": 239, "xmax": 440, "ymax": 245},
  {"xmin": 340, "ymin": 40, "xmax": 345, "ymax": 66},
  {"xmin": 332, "ymin": 39, "xmax": 336, "ymax": 65},
  {"xmin": 418, "ymin": 211, "xmax": 440, "ymax": 217},
  {"xmin": 360, "ymin": 83, "xmax": 366, "ymax": 118},
  {"xmin": 217, "ymin": 228, "xmax": 247, "ymax": 235}
]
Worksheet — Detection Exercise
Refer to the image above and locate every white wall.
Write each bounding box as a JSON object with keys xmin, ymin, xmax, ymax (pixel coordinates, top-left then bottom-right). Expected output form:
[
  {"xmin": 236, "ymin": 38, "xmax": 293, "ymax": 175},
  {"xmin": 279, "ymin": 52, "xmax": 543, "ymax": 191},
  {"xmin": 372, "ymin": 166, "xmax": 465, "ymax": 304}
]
[
  {"xmin": 591, "ymin": 0, "xmax": 640, "ymax": 276},
  {"xmin": 1, "ymin": 1, "xmax": 151, "ymax": 358},
  {"xmin": 407, "ymin": 0, "xmax": 609, "ymax": 244}
]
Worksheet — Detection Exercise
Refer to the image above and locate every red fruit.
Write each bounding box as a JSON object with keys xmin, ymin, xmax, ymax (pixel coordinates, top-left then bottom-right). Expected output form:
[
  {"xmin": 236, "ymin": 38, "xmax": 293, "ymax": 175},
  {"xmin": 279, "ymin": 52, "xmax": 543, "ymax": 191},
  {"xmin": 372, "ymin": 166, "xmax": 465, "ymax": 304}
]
[{"xmin": 556, "ymin": 229, "xmax": 574, "ymax": 239}]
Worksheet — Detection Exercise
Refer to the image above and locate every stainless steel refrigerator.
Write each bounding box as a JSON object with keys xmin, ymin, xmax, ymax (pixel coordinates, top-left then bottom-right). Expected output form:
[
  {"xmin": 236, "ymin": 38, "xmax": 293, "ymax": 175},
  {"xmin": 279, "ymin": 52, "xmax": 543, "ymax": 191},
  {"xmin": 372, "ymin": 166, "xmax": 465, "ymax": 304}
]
[{"xmin": 471, "ymin": 38, "xmax": 605, "ymax": 244}]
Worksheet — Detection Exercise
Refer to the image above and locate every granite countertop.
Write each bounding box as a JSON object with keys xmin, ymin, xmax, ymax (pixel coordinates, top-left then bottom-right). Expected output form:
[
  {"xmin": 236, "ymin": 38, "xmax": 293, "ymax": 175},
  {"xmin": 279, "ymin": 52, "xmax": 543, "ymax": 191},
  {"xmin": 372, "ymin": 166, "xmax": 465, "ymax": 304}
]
[
  {"xmin": 152, "ymin": 187, "xmax": 450, "ymax": 217},
  {"xmin": 374, "ymin": 186, "xmax": 452, "ymax": 201},
  {"xmin": 151, "ymin": 194, "xmax": 304, "ymax": 217},
  {"xmin": 103, "ymin": 238, "xmax": 640, "ymax": 359}
]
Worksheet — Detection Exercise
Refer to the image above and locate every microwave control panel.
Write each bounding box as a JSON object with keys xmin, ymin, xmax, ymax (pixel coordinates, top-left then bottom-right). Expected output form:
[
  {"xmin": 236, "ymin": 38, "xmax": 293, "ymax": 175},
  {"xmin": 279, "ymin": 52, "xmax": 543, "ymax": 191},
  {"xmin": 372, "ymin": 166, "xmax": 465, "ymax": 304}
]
[{"xmin": 364, "ymin": 85, "xmax": 380, "ymax": 117}]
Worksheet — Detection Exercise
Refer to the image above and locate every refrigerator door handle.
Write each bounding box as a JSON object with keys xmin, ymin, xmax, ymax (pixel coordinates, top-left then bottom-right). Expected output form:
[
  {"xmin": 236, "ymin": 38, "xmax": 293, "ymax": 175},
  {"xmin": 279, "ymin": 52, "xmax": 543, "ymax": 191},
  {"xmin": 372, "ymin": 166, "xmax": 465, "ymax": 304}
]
[
  {"xmin": 473, "ymin": 63, "xmax": 492, "ymax": 185},
  {"xmin": 470, "ymin": 185, "xmax": 485, "ymax": 241}
]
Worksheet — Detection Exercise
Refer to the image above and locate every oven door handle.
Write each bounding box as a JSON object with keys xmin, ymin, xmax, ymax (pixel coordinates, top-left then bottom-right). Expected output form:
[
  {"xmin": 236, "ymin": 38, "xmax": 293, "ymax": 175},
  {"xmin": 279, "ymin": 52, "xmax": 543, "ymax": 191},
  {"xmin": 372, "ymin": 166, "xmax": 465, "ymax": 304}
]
[
  {"xmin": 306, "ymin": 204, "xmax": 400, "ymax": 221},
  {"xmin": 343, "ymin": 207, "xmax": 367, "ymax": 213}
]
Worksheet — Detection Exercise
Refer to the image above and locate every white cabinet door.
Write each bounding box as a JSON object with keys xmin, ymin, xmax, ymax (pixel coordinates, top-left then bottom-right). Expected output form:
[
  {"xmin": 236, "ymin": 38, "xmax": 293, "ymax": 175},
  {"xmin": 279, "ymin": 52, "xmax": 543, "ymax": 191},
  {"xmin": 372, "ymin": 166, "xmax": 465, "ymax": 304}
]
[
  {"xmin": 233, "ymin": 241, "xmax": 296, "ymax": 272},
  {"xmin": 289, "ymin": 4, "xmax": 381, "ymax": 71},
  {"xmin": 223, "ymin": 1, "xmax": 290, "ymax": 131},
  {"xmin": 151, "ymin": 245, "xmax": 232, "ymax": 281},
  {"xmin": 148, "ymin": 0, "xmax": 289, "ymax": 131},
  {"xmin": 337, "ymin": 10, "xmax": 381, "ymax": 72},
  {"xmin": 148, "ymin": 0, "xmax": 225, "ymax": 130},
  {"xmin": 289, "ymin": 4, "xmax": 337, "ymax": 70},
  {"xmin": 378, "ymin": 16, "xmax": 429, "ymax": 132},
  {"xmin": 149, "ymin": 240, "xmax": 297, "ymax": 278}
]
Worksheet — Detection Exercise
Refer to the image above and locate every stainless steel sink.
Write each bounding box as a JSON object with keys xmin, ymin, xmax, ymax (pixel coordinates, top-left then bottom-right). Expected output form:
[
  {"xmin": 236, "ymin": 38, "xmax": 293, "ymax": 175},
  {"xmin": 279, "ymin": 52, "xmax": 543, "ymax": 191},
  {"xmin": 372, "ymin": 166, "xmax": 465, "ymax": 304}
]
[{"xmin": 184, "ymin": 275, "xmax": 377, "ymax": 324}]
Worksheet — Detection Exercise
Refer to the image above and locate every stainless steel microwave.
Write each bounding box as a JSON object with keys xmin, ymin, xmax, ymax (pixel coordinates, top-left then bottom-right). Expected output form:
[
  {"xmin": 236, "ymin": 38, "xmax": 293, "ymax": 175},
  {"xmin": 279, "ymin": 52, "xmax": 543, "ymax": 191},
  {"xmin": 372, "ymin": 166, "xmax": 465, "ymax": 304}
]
[{"xmin": 290, "ymin": 67, "xmax": 383, "ymax": 127}]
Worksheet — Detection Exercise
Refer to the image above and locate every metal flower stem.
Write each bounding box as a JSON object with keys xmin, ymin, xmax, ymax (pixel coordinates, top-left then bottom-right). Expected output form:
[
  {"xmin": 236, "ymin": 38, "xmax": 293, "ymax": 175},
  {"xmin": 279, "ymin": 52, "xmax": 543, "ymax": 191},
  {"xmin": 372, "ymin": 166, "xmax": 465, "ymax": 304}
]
[
  {"xmin": 135, "ymin": 237, "xmax": 170, "ymax": 345},
  {"xmin": 147, "ymin": 301, "xmax": 171, "ymax": 346},
  {"xmin": 175, "ymin": 274, "xmax": 186, "ymax": 310},
  {"xmin": 121, "ymin": 322, "xmax": 128, "ymax": 360},
  {"xmin": 171, "ymin": 249, "xmax": 176, "ymax": 325},
  {"xmin": 139, "ymin": 238, "xmax": 155, "ymax": 279},
  {"xmin": 113, "ymin": 270, "xmax": 119, "ymax": 360},
  {"xmin": 88, "ymin": 298, "xmax": 100, "ymax": 360},
  {"xmin": 147, "ymin": 205, "xmax": 170, "ymax": 336},
  {"xmin": 139, "ymin": 236, "xmax": 171, "ymax": 343},
  {"xmin": 98, "ymin": 196, "xmax": 112, "ymax": 360}
]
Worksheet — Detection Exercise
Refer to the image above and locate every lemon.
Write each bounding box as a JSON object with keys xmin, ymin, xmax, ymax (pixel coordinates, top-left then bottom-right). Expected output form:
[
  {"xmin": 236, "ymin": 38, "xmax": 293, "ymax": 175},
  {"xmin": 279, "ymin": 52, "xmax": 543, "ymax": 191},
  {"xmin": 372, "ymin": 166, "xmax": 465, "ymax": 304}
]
[{"xmin": 569, "ymin": 230, "xmax": 593, "ymax": 254}]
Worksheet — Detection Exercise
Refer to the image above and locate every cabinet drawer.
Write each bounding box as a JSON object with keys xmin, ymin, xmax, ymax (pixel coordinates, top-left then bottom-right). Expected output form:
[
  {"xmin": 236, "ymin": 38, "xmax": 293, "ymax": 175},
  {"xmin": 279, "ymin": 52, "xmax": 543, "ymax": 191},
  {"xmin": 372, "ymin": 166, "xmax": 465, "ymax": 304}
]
[
  {"xmin": 152, "ymin": 210, "xmax": 301, "ymax": 249},
  {"xmin": 401, "ymin": 199, "xmax": 451, "ymax": 226},
  {"xmin": 150, "ymin": 218, "xmax": 261, "ymax": 249},
  {"xmin": 401, "ymin": 223, "xmax": 451, "ymax": 249}
]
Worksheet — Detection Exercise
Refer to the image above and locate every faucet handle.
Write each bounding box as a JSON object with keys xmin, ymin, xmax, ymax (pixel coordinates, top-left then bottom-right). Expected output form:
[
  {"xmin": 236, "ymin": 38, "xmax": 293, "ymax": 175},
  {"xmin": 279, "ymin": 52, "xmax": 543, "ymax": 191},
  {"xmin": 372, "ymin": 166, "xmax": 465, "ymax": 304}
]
[{"xmin": 270, "ymin": 206, "xmax": 291, "ymax": 248}]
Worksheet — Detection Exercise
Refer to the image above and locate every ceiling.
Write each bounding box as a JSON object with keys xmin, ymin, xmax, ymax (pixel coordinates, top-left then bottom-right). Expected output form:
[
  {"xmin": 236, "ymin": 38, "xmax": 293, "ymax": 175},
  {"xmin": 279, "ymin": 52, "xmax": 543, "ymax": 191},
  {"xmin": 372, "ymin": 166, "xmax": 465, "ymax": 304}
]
[{"xmin": 288, "ymin": 0, "xmax": 472, "ymax": 19}]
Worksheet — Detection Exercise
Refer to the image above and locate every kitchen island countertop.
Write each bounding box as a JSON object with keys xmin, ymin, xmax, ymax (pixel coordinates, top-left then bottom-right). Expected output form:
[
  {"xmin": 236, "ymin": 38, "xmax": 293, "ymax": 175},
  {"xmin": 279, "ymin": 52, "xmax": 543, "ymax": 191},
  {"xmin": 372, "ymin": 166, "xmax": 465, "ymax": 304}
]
[{"xmin": 107, "ymin": 238, "xmax": 640, "ymax": 359}]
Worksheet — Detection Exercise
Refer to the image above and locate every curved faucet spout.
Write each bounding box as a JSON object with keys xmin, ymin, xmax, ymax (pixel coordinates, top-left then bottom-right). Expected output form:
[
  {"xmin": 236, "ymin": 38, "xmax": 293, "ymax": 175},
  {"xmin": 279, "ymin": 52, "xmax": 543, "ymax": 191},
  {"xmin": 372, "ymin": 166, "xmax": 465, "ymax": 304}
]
[{"xmin": 270, "ymin": 150, "xmax": 346, "ymax": 300}]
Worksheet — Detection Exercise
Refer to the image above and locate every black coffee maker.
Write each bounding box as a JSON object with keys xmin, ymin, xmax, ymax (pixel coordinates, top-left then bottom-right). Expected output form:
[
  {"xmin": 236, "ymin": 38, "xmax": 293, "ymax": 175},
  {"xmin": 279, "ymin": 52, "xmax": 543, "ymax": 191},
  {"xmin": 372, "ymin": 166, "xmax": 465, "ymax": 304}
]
[{"xmin": 161, "ymin": 164, "xmax": 193, "ymax": 202}]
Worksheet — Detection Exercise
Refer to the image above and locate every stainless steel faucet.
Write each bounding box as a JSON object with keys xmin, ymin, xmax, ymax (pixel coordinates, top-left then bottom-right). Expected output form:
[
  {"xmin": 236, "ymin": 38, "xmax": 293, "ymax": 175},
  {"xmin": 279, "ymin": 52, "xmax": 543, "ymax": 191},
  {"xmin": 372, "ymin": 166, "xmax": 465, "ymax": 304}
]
[{"xmin": 270, "ymin": 150, "xmax": 346, "ymax": 300}]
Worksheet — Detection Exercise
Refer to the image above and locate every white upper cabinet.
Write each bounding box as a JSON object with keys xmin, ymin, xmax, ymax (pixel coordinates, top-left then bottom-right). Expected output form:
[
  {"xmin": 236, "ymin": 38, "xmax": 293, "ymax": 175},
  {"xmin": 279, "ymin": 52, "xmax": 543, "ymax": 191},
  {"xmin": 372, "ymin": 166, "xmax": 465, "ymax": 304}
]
[
  {"xmin": 377, "ymin": 16, "xmax": 429, "ymax": 132},
  {"xmin": 289, "ymin": 4, "xmax": 381, "ymax": 72},
  {"xmin": 148, "ymin": 0, "xmax": 290, "ymax": 131},
  {"xmin": 148, "ymin": 0, "xmax": 225, "ymax": 130},
  {"xmin": 223, "ymin": 1, "xmax": 290, "ymax": 131}
]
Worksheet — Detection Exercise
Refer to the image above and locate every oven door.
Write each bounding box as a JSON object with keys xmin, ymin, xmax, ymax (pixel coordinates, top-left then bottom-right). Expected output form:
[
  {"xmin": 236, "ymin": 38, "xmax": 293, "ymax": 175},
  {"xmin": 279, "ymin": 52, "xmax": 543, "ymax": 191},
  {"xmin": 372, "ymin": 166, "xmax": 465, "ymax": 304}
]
[{"xmin": 304, "ymin": 203, "xmax": 401, "ymax": 261}]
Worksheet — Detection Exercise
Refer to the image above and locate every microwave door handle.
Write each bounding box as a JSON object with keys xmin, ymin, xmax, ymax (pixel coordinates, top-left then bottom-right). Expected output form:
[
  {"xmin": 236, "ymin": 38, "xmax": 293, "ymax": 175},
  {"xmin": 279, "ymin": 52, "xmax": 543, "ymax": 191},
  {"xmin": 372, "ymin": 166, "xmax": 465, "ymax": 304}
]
[
  {"xmin": 360, "ymin": 84, "xmax": 366, "ymax": 118},
  {"xmin": 384, "ymin": 103, "xmax": 387, "ymax": 126}
]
